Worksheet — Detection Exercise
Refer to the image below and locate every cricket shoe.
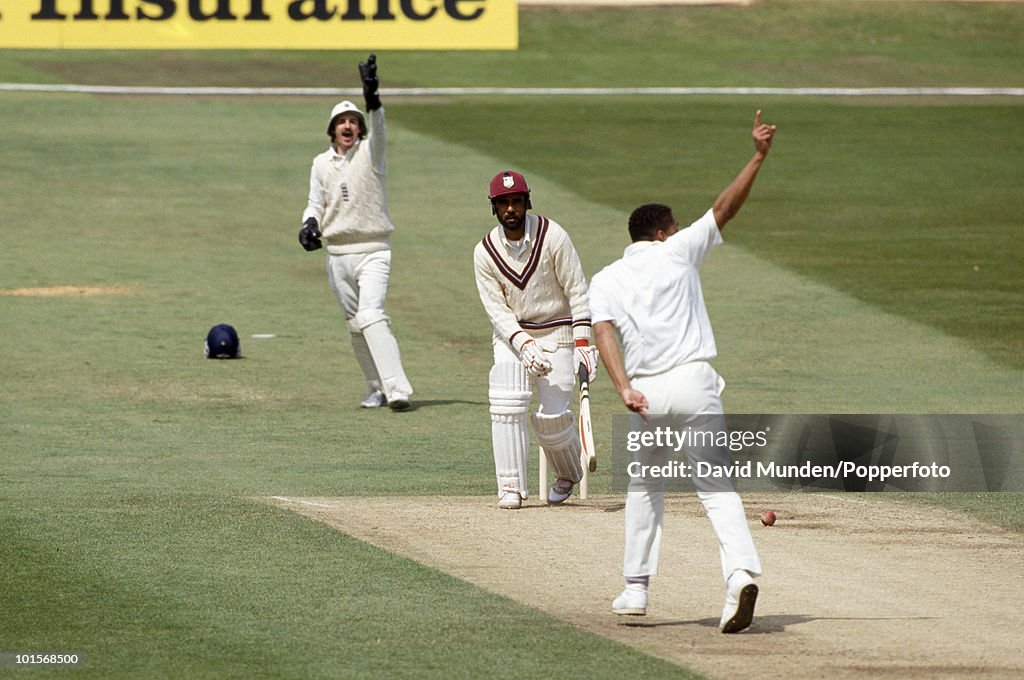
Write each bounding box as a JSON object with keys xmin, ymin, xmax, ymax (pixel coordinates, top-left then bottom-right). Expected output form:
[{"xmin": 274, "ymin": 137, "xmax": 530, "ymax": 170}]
[
  {"xmin": 720, "ymin": 570, "xmax": 758, "ymax": 634},
  {"xmin": 388, "ymin": 391, "xmax": 412, "ymax": 411},
  {"xmin": 360, "ymin": 390, "xmax": 386, "ymax": 408},
  {"xmin": 612, "ymin": 584, "xmax": 648, "ymax": 616},
  {"xmin": 498, "ymin": 489, "xmax": 524, "ymax": 510},
  {"xmin": 547, "ymin": 478, "xmax": 574, "ymax": 505}
]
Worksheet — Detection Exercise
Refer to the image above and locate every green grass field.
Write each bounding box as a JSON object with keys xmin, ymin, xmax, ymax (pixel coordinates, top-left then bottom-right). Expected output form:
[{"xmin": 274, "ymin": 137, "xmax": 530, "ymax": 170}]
[{"xmin": 1, "ymin": 2, "xmax": 1022, "ymax": 677}]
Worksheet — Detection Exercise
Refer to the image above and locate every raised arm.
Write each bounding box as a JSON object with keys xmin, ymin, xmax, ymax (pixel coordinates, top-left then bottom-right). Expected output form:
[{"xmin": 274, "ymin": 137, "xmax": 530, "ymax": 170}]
[{"xmin": 712, "ymin": 109, "xmax": 777, "ymax": 230}]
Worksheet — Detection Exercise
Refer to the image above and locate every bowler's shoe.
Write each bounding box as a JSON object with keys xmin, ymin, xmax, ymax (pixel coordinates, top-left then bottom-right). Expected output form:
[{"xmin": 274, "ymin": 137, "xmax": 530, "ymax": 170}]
[
  {"xmin": 720, "ymin": 570, "xmax": 758, "ymax": 633},
  {"xmin": 612, "ymin": 585, "xmax": 648, "ymax": 616}
]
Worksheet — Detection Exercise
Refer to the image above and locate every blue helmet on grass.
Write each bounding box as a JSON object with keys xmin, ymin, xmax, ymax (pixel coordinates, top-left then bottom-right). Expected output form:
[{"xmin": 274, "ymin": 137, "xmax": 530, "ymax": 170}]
[{"xmin": 205, "ymin": 323, "xmax": 240, "ymax": 359}]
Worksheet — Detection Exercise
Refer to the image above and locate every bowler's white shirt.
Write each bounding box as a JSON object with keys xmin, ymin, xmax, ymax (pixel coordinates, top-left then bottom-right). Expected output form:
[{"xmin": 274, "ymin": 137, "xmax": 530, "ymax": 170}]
[{"xmin": 589, "ymin": 208, "xmax": 722, "ymax": 378}]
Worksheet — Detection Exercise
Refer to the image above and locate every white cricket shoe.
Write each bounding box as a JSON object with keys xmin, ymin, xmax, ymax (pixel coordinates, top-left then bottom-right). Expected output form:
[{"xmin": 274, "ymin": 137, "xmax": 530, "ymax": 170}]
[
  {"xmin": 498, "ymin": 490, "xmax": 523, "ymax": 510},
  {"xmin": 612, "ymin": 584, "xmax": 648, "ymax": 616},
  {"xmin": 388, "ymin": 391, "xmax": 412, "ymax": 411},
  {"xmin": 720, "ymin": 570, "xmax": 758, "ymax": 634},
  {"xmin": 360, "ymin": 390, "xmax": 386, "ymax": 408},
  {"xmin": 547, "ymin": 478, "xmax": 574, "ymax": 505}
]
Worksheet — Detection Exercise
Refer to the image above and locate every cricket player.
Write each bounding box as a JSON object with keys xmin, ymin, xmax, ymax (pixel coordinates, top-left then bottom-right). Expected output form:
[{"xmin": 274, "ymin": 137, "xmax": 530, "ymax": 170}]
[
  {"xmin": 298, "ymin": 54, "xmax": 413, "ymax": 411},
  {"xmin": 589, "ymin": 111, "xmax": 777, "ymax": 633},
  {"xmin": 474, "ymin": 171, "xmax": 599, "ymax": 509}
]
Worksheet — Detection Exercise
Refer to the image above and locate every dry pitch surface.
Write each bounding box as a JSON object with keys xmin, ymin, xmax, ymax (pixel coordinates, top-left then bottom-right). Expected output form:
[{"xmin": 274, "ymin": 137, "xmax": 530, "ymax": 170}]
[{"xmin": 274, "ymin": 493, "xmax": 1024, "ymax": 679}]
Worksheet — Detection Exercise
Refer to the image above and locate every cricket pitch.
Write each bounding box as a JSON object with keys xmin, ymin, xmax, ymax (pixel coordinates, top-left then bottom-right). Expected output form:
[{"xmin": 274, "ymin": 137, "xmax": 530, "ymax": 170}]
[{"xmin": 273, "ymin": 493, "xmax": 1024, "ymax": 679}]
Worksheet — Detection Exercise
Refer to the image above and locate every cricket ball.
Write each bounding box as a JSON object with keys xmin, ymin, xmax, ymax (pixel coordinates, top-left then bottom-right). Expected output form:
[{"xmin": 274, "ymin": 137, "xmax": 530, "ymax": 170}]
[{"xmin": 760, "ymin": 509, "xmax": 777, "ymax": 526}]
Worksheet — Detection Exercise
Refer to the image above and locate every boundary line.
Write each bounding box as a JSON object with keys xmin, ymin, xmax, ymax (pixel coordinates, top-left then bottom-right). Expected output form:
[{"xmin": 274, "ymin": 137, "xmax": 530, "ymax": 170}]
[{"xmin": 2, "ymin": 84, "xmax": 1023, "ymax": 97}]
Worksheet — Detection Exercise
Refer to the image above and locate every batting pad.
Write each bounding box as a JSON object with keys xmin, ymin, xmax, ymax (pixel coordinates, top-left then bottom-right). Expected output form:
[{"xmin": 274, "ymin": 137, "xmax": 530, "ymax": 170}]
[
  {"xmin": 532, "ymin": 411, "xmax": 583, "ymax": 484},
  {"xmin": 489, "ymin": 361, "xmax": 532, "ymax": 498},
  {"xmin": 488, "ymin": 360, "xmax": 531, "ymax": 415},
  {"xmin": 492, "ymin": 413, "xmax": 530, "ymax": 499}
]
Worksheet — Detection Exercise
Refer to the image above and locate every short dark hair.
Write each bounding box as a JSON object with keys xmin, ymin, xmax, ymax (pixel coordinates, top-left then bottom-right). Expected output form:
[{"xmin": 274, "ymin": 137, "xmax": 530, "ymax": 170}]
[{"xmin": 628, "ymin": 203, "xmax": 674, "ymax": 242}]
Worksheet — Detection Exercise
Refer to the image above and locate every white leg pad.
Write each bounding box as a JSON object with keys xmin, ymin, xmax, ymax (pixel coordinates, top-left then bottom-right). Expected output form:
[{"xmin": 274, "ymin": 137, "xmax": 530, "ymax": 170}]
[
  {"xmin": 353, "ymin": 310, "xmax": 413, "ymax": 399},
  {"xmin": 492, "ymin": 414, "xmax": 530, "ymax": 499},
  {"xmin": 347, "ymin": 321, "xmax": 382, "ymax": 393},
  {"xmin": 531, "ymin": 411, "xmax": 583, "ymax": 484},
  {"xmin": 490, "ymin": 361, "xmax": 532, "ymax": 499}
]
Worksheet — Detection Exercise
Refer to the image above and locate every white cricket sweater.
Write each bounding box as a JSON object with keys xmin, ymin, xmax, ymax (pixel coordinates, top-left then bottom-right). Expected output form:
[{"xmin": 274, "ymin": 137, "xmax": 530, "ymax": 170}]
[
  {"xmin": 474, "ymin": 214, "xmax": 592, "ymax": 349},
  {"xmin": 302, "ymin": 107, "xmax": 394, "ymax": 255}
]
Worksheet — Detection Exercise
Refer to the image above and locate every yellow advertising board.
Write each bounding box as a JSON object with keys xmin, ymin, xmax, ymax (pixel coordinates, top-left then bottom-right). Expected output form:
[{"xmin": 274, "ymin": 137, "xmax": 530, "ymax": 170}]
[{"xmin": 0, "ymin": 0, "xmax": 517, "ymax": 49}]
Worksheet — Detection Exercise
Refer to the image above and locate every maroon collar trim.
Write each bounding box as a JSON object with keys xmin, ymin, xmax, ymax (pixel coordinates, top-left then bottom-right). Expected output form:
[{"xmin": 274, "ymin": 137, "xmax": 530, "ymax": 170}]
[{"xmin": 481, "ymin": 216, "xmax": 549, "ymax": 291}]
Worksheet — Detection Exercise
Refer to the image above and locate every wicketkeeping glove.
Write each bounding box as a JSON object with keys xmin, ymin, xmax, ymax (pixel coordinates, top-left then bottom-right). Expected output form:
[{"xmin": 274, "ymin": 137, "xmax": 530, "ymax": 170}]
[
  {"xmin": 358, "ymin": 53, "xmax": 381, "ymax": 112},
  {"xmin": 298, "ymin": 217, "xmax": 322, "ymax": 252},
  {"xmin": 519, "ymin": 339, "xmax": 553, "ymax": 378},
  {"xmin": 574, "ymin": 342, "xmax": 599, "ymax": 383}
]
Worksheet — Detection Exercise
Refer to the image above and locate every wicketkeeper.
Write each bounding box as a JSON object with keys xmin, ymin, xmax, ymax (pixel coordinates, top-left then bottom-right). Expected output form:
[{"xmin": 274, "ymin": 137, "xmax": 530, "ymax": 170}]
[
  {"xmin": 298, "ymin": 54, "xmax": 413, "ymax": 411},
  {"xmin": 473, "ymin": 171, "xmax": 599, "ymax": 509}
]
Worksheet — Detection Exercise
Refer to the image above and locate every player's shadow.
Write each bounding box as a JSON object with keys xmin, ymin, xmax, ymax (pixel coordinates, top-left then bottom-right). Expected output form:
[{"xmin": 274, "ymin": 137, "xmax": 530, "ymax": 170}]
[
  {"xmin": 621, "ymin": 614, "xmax": 814, "ymax": 633},
  {"xmin": 622, "ymin": 614, "xmax": 937, "ymax": 634},
  {"xmin": 389, "ymin": 398, "xmax": 486, "ymax": 411}
]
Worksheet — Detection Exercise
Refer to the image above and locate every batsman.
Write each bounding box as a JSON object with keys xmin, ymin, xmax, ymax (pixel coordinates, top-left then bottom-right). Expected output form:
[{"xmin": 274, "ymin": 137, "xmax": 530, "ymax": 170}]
[{"xmin": 473, "ymin": 171, "xmax": 599, "ymax": 509}]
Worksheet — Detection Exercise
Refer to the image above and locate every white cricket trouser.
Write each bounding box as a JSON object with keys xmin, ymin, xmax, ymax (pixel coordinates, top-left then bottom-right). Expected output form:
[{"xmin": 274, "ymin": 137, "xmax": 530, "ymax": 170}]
[
  {"xmin": 327, "ymin": 249, "xmax": 392, "ymax": 319},
  {"xmin": 623, "ymin": 361, "xmax": 761, "ymax": 583},
  {"xmin": 326, "ymin": 250, "xmax": 412, "ymax": 397}
]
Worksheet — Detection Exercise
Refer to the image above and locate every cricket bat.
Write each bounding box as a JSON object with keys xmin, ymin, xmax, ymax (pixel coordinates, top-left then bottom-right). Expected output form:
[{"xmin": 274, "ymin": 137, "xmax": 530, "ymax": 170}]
[{"xmin": 578, "ymin": 363, "xmax": 597, "ymax": 472}]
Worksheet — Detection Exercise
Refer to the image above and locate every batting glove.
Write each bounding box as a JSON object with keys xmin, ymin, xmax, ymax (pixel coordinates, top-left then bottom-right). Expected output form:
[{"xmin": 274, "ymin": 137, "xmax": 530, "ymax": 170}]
[
  {"xmin": 299, "ymin": 217, "xmax": 322, "ymax": 251},
  {"xmin": 519, "ymin": 339, "xmax": 553, "ymax": 378},
  {"xmin": 574, "ymin": 341, "xmax": 599, "ymax": 383},
  {"xmin": 358, "ymin": 53, "xmax": 381, "ymax": 112}
]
